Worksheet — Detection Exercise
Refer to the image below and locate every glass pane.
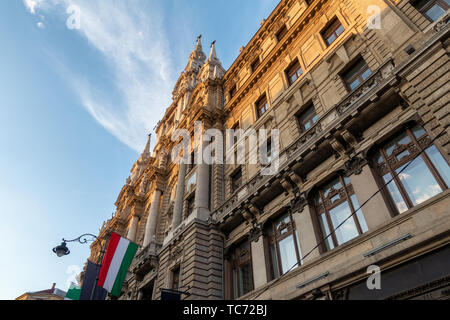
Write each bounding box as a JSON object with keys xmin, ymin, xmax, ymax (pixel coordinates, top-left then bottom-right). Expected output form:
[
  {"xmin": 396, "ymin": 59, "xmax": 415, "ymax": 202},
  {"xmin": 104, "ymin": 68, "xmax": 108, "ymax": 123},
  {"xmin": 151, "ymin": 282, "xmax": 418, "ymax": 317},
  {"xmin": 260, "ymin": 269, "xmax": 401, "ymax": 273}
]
[
  {"xmin": 397, "ymin": 132, "xmax": 412, "ymax": 146},
  {"xmin": 396, "ymin": 149, "xmax": 411, "ymax": 162},
  {"xmin": 361, "ymin": 68, "xmax": 372, "ymax": 80},
  {"xmin": 275, "ymin": 213, "xmax": 290, "ymax": 232},
  {"xmin": 375, "ymin": 152, "xmax": 384, "ymax": 164},
  {"xmin": 349, "ymin": 79, "xmax": 360, "ymax": 91},
  {"xmin": 233, "ymin": 269, "xmax": 238, "ymax": 299},
  {"xmin": 426, "ymin": 145, "xmax": 450, "ymax": 187},
  {"xmin": 397, "ymin": 158, "xmax": 442, "ymax": 206},
  {"xmin": 426, "ymin": 5, "xmax": 446, "ymax": 21},
  {"xmin": 383, "ymin": 173, "xmax": 408, "ymax": 213},
  {"xmin": 351, "ymin": 194, "xmax": 368, "ymax": 233},
  {"xmin": 278, "ymin": 235, "xmax": 298, "ymax": 274},
  {"xmin": 329, "ymin": 201, "xmax": 360, "ymax": 245},
  {"xmin": 270, "ymin": 243, "xmax": 280, "ymax": 279},
  {"xmin": 319, "ymin": 213, "xmax": 334, "ymax": 250},
  {"xmin": 327, "ymin": 34, "xmax": 336, "ymax": 45},
  {"xmin": 336, "ymin": 24, "xmax": 345, "ymax": 36},
  {"xmin": 239, "ymin": 262, "xmax": 253, "ymax": 297},
  {"xmin": 411, "ymin": 126, "xmax": 426, "ymax": 139}
]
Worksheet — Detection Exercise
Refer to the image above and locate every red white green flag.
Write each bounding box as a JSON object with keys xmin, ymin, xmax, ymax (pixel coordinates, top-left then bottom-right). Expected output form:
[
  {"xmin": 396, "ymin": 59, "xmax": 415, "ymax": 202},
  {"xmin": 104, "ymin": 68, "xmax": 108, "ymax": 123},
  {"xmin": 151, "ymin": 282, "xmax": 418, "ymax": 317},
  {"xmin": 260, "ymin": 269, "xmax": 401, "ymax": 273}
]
[{"xmin": 97, "ymin": 232, "xmax": 138, "ymax": 297}]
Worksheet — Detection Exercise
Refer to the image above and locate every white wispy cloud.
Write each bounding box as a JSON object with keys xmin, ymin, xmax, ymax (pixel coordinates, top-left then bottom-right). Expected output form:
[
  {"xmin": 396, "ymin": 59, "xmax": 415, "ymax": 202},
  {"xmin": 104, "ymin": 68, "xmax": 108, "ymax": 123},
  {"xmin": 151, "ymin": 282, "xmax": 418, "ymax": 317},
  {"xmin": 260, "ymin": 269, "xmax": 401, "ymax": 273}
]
[
  {"xmin": 23, "ymin": 0, "xmax": 44, "ymax": 14},
  {"xmin": 23, "ymin": 0, "xmax": 175, "ymax": 153},
  {"xmin": 36, "ymin": 21, "xmax": 45, "ymax": 29}
]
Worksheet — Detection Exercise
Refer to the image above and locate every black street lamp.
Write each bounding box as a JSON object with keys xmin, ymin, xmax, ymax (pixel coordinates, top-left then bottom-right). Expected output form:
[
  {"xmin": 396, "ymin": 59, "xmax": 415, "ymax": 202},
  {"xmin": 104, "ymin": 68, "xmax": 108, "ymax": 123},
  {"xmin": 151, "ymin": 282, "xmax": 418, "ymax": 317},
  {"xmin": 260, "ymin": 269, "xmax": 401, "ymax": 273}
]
[
  {"xmin": 52, "ymin": 232, "xmax": 111, "ymax": 300},
  {"xmin": 52, "ymin": 234, "xmax": 98, "ymax": 257}
]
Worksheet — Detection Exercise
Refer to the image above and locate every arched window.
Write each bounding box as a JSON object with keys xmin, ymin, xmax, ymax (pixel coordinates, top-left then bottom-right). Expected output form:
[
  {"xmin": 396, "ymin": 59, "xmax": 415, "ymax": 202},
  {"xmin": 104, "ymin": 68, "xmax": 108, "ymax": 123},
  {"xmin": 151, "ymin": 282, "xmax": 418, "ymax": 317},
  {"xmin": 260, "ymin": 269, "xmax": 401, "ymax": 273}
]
[
  {"xmin": 313, "ymin": 175, "xmax": 368, "ymax": 251},
  {"xmin": 227, "ymin": 240, "xmax": 254, "ymax": 299},
  {"xmin": 266, "ymin": 212, "xmax": 303, "ymax": 279},
  {"xmin": 373, "ymin": 125, "xmax": 450, "ymax": 214}
]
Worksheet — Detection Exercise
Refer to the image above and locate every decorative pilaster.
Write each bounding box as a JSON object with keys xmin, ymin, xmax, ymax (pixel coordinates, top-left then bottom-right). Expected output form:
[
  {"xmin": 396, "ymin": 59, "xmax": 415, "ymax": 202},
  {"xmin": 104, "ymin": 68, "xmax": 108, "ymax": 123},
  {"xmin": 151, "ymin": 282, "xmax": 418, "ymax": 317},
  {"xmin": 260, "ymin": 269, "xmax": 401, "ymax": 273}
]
[
  {"xmin": 143, "ymin": 189, "xmax": 162, "ymax": 247},
  {"xmin": 127, "ymin": 215, "xmax": 139, "ymax": 243},
  {"xmin": 172, "ymin": 163, "xmax": 187, "ymax": 229}
]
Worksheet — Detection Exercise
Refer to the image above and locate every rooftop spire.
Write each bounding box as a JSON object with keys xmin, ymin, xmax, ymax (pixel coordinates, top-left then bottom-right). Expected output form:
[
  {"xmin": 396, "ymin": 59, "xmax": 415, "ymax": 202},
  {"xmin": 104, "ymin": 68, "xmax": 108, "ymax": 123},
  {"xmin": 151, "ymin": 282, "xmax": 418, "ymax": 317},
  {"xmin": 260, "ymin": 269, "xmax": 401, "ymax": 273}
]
[
  {"xmin": 185, "ymin": 35, "xmax": 206, "ymax": 71},
  {"xmin": 209, "ymin": 40, "xmax": 218, "ymax": 61},
  {"xmin": 142, "ymin": 133, "xmax": 151, "ymax": 158},
  {"xmin": 195, "ymin": 34, "xmax": 203, "ymax": 52}
]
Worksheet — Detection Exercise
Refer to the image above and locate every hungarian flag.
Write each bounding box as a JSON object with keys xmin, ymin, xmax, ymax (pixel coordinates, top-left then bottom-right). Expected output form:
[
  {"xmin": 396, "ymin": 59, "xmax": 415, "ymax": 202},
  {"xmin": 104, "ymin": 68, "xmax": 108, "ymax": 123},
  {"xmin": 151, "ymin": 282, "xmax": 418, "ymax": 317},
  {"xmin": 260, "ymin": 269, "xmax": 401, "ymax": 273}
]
[
  {"xmin": 97, "ymin": 232, "xmax": 138, "ymax": 297},
  {"xmin": 65, "ymin": 283, "xmax": 81, "ymax": 300}
]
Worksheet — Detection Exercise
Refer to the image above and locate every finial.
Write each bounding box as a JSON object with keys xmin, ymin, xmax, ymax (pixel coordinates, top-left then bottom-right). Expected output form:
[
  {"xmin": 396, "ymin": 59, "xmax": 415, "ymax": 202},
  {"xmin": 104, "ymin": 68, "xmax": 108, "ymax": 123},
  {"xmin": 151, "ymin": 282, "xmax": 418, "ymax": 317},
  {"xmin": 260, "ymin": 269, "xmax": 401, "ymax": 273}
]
[{"xmin": 210, "ymin": 40, "xmax": 216, "ymax": 48}]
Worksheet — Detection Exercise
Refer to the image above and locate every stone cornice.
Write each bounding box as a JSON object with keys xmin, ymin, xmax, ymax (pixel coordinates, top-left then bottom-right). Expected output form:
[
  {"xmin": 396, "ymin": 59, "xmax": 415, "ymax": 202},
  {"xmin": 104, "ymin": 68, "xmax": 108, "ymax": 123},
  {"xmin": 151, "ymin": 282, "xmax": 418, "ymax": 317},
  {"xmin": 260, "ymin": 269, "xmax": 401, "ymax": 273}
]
[{"xmin": 224, "ymin": 0, "xmax": 327, "ymax": 113}]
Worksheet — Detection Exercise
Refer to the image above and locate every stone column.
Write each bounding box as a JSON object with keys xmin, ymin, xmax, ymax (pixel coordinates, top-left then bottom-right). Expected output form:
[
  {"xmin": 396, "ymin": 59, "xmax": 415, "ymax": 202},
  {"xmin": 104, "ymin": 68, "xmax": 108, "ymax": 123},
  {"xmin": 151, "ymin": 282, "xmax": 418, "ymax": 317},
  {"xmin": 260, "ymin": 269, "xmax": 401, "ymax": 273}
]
[
  {"xmin": 127, "ymin": 215, "xmax": 139, "ymax": 242},
  {"xmin": 349, "ymin": 164, "xmax": 392, "ymax": 230},
  {"xmin": 294, "ymin": 205, "xmax": 321, "ymax": 263},
  {"xmin": 194, "ymin": 141, "xmax": 211, "ymax": 221},
  {"xmin": 251, "ymin": 237, "xmax": 268, "ymax": 289},
  {"xmin": 143, "ymin": 189, "xmax": 162, "ymax": 247},
  {"xmin": 172, "ymin": 163, "xmax": 187, "ymax": 229}
]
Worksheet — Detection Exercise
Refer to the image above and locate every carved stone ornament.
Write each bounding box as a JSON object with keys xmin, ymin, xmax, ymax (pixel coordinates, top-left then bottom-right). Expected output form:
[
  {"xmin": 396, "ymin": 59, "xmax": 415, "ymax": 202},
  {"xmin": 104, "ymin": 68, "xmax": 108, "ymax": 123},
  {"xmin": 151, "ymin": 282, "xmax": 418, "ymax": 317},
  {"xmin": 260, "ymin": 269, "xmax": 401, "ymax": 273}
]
[
  {"xmin": 344, "ymin": 156, "xmax": 366, "ymax": 176},
  {"xmin": 248, "ymin": 223, "xmax": 263, "ymax": 243},
  {"xmin": 290, "ymin": 194, "xmax": 307, "ymax": 213}
]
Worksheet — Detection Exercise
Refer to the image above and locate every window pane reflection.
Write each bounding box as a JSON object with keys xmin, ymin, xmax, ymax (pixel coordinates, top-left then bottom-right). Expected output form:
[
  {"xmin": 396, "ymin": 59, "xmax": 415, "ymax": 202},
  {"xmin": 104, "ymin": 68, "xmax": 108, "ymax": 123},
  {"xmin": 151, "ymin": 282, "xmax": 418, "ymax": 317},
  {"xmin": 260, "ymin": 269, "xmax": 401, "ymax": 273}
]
[
  {"xmin": 278, "ymin": 235, "xmax": 298, "ymax": 274},
  {"xmin": 396, "ymin": 160, "xmax": 442, "ymax": 206},
  {"xmin": 329, "ymin": 201, "xmax": 359, "ymax": 245},
  {"xmin": 426, "ymin": 146, "xmax": 450, "ymax": 187}
]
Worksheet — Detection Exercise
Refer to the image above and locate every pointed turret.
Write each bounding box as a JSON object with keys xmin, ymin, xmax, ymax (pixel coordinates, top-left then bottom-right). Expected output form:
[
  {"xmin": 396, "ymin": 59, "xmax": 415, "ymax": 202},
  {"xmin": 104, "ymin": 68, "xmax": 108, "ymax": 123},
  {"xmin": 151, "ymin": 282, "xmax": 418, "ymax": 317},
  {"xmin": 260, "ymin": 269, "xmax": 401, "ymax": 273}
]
[
  {"xmin": 198, "ymin": 41, "xmax": 225, "ymax": 80},
  {"xmin": 142, "ymin": 133, "xmax": 151, "ymax": 159},
  {"xmin": 185, "ymin": 35, "xmax": 206, "ymax": 72}
]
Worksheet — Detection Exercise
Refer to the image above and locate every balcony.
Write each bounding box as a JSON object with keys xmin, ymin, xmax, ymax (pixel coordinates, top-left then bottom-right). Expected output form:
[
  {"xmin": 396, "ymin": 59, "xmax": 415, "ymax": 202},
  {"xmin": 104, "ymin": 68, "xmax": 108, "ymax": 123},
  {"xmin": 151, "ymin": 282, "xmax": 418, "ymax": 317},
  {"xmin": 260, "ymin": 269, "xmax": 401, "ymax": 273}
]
[{"xmin": 132, "ymin": 241, "xmax": 161, "ymax": 278}]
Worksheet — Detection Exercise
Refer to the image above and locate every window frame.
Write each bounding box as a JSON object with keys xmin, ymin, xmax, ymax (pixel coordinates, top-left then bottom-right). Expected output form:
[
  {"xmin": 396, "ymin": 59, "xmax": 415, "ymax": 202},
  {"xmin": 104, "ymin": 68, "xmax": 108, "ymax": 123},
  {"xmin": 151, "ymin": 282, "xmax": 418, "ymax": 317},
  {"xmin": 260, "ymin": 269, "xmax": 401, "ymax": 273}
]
[
  {"xmin": 285, "ymin": 59, "xmax": 303, "ymax": 87},
  {"xmin": 185, "ymin": 195, "xmax": 195, "ymax": 217},
  {"xmin": 341, "ymin": 58, "xmax": 372, "ymax": 92},
  {"xmin": 372, "ymin": 125, "xmax": 449, "ymax": 215},
  {"xmin": 228, "ymin": 240, "xmax": 254, "ymax": 299},
  {"xmin": 296, "ymin": 103, "xmax": 318, "ymax": 133},
  {"xmin": 313, "ymin": 175, "xmax": 366, "ymax": 251},
  {"xmin": 321, "ymin": 18, "xmax": 345, "ymax": 47},
  {"xmin": 255, "ymin": 94, "xmax": 269, "ymax": 118},
  {"xmin": 276, "ymin": 25, "xmax": 288, "ymax": 42},
  {"xmin": 267, "ymin": 211, "xmax": 302, "ymax": 280},
  {"xmin": 229, "ymin": 84, "xmax": 237, "ymax": 100},
  {"xmin": 171, "ymin": 267, "xmax": 180, "ymax": 290},
  {"xmin": 230, "ymin": 168, "xmax": 243, "ymax": 194},
  {"xmin": 413, "ymin": 0, "xmax": 450, "ymax": 22},
  {"xmin": 251, "ymin": 57, "xmax": 261, "ymax": 74}
]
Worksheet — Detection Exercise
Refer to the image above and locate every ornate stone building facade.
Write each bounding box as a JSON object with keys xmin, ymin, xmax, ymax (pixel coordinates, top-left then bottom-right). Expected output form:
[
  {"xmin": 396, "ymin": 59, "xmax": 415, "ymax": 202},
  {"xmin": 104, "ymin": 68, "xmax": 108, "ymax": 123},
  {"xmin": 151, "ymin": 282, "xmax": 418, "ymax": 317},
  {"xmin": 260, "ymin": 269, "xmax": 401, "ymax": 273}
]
[{"xmin": 87, "ymin": 0, "xmax": 450, "ymax": 300}]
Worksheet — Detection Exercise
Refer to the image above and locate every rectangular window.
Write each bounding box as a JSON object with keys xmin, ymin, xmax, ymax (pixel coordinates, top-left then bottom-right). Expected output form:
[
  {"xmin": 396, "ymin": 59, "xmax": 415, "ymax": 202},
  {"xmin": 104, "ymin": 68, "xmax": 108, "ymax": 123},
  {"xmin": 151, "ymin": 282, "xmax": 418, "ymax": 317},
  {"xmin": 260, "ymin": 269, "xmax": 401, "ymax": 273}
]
[
  {"xmin": 276, "ymin": 25, "xmax": 288, "ymax": 42},
  {"xmin": 251, "ymin": 58, "xmax": 261, "ymax": 73},
  {"xmin": 297, "ymin": 104, "xmax": 318, "ymax": 132},
  {"xmin": 186, "ymin": 196, "xmax": 195, "ymax": 217},
  {"xmin": 256, "ymin": 94, "xmax": 269, "ymax": 118},
  {"xmin": 267, "ymin": 212, "xmax": 303, "ymax": 279},
  {"xmin": 231, "ymin": 169, "xmax": 243, "ymax": 193},
  {"xmin": 342, "ymin": 58, "xmax": 372, "ymax": 92},
  {"xmin": 313, "ymin": 175, "xmax": 368, "ymax": 251},
  {"xmin": 228, "ymin": 241, "xmax": 254, "ymax": 299},
  {"xmin": 286, "ymin": 59, "xmax": 303, "ymax": 86},
  {"xmin": 171, "ymin": 267, "xmax": 180, "ymax": 290},
  {"xmin": 321, "ymin": 18, "xmax": 345, "ymax": 46},
  {"xmin": 229, "ymin": 84, "xmax": 237, "ymax": 99},
  {"xmin": 373, "ymin": 125, "xmax": 449, "ymax": 215},
  {"xmin": 414, "ymin": 0, "xmax": 449, "ymax": 22}
]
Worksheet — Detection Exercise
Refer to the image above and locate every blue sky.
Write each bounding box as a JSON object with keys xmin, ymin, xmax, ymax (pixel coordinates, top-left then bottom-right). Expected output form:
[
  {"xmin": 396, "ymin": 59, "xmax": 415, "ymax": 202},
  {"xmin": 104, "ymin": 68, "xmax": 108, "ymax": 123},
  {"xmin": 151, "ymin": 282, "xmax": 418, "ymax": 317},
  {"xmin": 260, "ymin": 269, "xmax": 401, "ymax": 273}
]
[{"xmin": 0, "ymin": 0, "xmax": 278, "ymax": 299}]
